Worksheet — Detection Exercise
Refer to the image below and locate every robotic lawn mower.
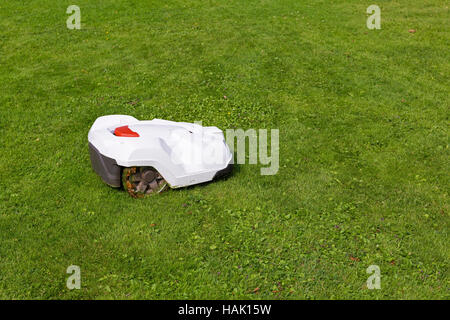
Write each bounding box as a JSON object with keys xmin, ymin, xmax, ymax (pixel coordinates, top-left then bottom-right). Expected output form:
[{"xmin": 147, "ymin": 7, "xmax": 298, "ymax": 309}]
[{"xmin": 88, "ymin": 115, "xmax": 233, "ymax": 197}]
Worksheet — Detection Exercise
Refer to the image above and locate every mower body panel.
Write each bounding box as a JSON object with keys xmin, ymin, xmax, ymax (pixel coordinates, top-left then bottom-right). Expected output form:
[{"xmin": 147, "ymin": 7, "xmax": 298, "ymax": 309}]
[{"xmin": 88, "ymin": 115, "xmax": 233, "ymax": 188}]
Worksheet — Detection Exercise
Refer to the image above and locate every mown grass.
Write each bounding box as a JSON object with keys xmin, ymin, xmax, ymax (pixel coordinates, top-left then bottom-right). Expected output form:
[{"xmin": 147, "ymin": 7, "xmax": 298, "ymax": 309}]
[{"xmin": 0, "ymin": 0, "xmax": 448, "ymax": 299}]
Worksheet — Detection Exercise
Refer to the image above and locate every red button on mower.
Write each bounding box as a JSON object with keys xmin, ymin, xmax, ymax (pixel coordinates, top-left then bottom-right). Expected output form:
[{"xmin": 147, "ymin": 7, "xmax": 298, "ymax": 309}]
[{"xmin": 114, "ymin": 125, "xmax": 140, "ymax": 137}]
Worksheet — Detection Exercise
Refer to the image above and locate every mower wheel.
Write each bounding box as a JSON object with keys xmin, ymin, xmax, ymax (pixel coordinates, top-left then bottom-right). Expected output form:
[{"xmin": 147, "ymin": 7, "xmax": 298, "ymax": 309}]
[{"xmin": 122, "ymin": 167, "xmax": 168, "ymax": 198}]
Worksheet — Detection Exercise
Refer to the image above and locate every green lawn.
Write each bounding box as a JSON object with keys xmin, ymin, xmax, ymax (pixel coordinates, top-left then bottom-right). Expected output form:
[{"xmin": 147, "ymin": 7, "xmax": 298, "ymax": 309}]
[{"xmin": 0, "ymin": 0, "xmax": 448, "ymax": 299}]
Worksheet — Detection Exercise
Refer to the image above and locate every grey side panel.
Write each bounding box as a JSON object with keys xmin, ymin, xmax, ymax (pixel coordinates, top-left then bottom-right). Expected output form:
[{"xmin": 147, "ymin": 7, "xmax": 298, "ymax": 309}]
[{"xmin": 88, "ymin": 142, "xmax": 121, "ymax": 187}]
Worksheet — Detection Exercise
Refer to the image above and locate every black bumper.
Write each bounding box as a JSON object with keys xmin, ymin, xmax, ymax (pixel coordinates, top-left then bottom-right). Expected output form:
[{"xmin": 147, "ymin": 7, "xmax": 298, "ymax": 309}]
[
  {"xmin": 88, "ymin": 142, "xmax": 122, "ymax": 187},
  {"xmin": 212, "ymin": 163, "xmax": 233, "ymax": 180}
]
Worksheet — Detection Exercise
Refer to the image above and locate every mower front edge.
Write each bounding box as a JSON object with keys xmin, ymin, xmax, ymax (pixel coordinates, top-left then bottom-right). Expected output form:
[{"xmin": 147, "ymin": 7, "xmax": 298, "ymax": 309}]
[{"xmin": 88, "ymin": 142, "xmax": 121, "ymax": 187}]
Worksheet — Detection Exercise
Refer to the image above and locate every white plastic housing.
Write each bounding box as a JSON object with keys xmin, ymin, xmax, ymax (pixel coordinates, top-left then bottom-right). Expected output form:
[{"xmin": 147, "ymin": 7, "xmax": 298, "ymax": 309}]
[{"xmin": 88, "ymin": 115, "xmax": 233, "ymax": 188}]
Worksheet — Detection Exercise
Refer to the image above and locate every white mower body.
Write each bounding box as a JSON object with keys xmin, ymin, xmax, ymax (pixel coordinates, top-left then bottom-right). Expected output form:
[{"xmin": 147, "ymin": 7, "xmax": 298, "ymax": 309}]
[{"xmin": 88, "ymin": 115, "xmax": 233, "ymax": 189}]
